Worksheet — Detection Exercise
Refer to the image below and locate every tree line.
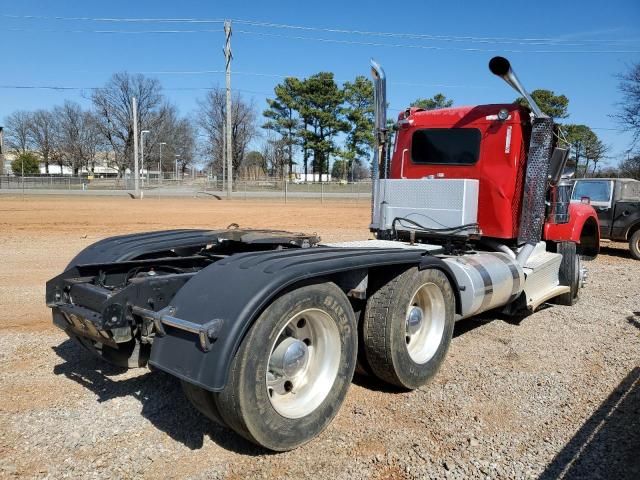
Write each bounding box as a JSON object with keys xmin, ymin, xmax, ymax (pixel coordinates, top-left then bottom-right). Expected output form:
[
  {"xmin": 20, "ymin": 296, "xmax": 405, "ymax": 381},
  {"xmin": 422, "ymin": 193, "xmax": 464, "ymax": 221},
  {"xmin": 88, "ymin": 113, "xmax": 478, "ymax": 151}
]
[
  {"xmin": 4, "ymin": 73, "xmax": 198, "ymax": 177},
  {"xmin": 3, "ymin": 61, "xmax": 639, "ymax": 180}
]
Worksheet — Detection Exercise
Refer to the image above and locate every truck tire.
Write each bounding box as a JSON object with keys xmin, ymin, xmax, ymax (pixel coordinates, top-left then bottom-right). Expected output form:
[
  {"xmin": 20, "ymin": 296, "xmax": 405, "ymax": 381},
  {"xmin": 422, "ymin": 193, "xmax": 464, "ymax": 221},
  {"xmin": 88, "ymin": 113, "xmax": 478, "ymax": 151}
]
[
  {"xmin": 629, "ymin": 230, "xmax": 640, "ymax": 260},
  {"xmin": 554, "ymin": 241, "xmax": 580, "ymax": 306},
  {"xmin": 197, "ymin": 282, "xmax": 357, "ymax": 451},
  {"xmin": 363, "ymin": 267, "xmax": 455, "ymax": 390}
]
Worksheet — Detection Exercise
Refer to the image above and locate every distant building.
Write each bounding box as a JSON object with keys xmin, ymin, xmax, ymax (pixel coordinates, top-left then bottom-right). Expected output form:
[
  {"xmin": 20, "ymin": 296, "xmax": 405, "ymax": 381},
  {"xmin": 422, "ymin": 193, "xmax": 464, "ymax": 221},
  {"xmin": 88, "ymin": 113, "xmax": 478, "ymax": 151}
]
[
  {"xmin": 0, "ymin": 150, "xmax": 119, "ymax": 176},
  {"xmin": 293, "ymin": 173, "xmax": 333, "ymax": 183}
]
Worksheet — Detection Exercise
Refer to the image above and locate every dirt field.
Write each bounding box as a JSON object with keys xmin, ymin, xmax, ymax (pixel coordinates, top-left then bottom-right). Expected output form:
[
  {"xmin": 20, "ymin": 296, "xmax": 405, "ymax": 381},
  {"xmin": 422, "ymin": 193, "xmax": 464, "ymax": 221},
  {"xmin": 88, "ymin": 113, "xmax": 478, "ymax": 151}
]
[{"xmin": 1, "ymin": 196, "xmax": 639, "ymax": 479}]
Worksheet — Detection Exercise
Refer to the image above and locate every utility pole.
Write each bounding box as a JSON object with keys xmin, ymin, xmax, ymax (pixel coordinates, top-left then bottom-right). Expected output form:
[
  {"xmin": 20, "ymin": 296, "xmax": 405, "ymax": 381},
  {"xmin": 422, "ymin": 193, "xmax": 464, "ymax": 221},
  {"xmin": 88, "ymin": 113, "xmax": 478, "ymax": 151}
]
[
  {"xmin": 222, "ymin": 120, "xmax": 226, "ymax": 192},
  {"xmin": 132, "ymin": 97, "xmax": 140, "ymax": 198},
  {"xmin": 224, "ymin": 20, "xmax": 233, "ymax": 199},
  {"xmin": 140, "ymin": 130, "xmax": 149, "ymax": 188},
  {"xmin": 158, "ymin": 142, "xmax": 166, "ymax": 184}
]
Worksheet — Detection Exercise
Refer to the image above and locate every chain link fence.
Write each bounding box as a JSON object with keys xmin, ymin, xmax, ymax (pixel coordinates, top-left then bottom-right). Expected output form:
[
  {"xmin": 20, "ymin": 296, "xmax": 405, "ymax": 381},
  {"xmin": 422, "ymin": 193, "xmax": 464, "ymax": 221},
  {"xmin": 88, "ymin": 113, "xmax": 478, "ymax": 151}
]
[{"xmin": 0, "ymin": 175, "xmax": 373, "ymax": 201}]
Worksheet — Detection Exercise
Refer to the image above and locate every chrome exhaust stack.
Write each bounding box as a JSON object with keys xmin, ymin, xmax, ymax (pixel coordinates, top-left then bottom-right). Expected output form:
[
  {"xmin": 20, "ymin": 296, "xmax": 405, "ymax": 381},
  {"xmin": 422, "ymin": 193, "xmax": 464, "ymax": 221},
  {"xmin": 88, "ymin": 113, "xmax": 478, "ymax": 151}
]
[
  {"xmin": 489, "ymin": 56, "xmax": 548, "ymax": 119},
  {"xmin": 489, "ymin": 56, "xmax": 554, "ymax": 266},
  {"xmin": 370, "ymin": 59, "xmax": 388, "ymax": 230}
]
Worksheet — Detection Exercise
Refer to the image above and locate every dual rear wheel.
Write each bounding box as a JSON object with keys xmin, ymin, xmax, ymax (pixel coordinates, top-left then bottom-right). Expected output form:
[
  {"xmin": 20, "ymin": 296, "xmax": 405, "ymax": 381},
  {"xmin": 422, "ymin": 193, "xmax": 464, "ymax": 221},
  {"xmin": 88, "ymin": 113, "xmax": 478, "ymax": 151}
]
[
  {"xmin": 183, "ymin": 269, "xmax": 454, "ymax": 450},
  {"xmin": 183, "ymin": 282, "xmax": 357, "ymax": 451}
]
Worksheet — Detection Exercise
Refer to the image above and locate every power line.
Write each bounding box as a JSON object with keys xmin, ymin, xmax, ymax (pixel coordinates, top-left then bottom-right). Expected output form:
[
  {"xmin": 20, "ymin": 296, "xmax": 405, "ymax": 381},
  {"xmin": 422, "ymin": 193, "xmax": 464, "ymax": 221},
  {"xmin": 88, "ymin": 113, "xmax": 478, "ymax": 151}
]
[
  {"xmin": 7, "ymin": 27, "xmax": 224, "ymax": 34},
  {"xmin": 0, "ymin": 84, "xmax": 274, "ymax": 96},
  {"xmin": 4, "ymin": 25, "xmax": 638, "ymax": 53},
  {"xmin": 231, "ymin": 19, "xmax": 639, "ymax": 47},
  {"xmin": 2, "ymin": 14, "xmax": 226, "ymax": 24},
  {"xmin": 234, "ymin": 29, "xmax": 640, "ymax": 54},
  {"xmin": 4, "ymin": 13, "xmax": 637, "ymax": 46}
]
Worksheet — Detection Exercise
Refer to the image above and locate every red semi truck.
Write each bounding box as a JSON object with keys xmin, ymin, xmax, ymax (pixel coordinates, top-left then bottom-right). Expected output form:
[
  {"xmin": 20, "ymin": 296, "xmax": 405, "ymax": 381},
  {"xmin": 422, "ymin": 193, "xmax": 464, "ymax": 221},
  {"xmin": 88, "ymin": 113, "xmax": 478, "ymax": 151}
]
[{"xmin": 46, "ymin": 56, "xmax": 599, "ymax": 450}]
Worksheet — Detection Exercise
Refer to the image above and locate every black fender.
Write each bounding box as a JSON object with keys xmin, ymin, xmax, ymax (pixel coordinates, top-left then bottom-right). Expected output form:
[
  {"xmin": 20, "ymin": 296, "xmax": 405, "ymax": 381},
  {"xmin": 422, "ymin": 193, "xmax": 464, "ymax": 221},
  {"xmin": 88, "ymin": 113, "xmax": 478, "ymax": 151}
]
[
  {"xmin": 67, "ymin": 229, "xmax": 220, "ymax": 267},
  {"xmin": 66, "ymin": 228, "xmax": 320, "ymax": 268},
  {"xmin": 148, "ymin": 247, "xmax": 461, "ymax": 392}
]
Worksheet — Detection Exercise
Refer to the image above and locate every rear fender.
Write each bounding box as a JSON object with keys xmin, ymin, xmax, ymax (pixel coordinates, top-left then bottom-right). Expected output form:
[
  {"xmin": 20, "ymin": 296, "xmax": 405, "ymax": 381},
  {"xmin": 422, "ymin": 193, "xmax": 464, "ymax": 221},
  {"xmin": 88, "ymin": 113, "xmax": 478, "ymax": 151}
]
[
  {"xmin": 148, "ymin": 247, "xmax": 457, "ymax": 392},
  {"xmin": 544, "ymin": 203, "xmax": 600, "ymax": 258},
  {"xmin": 66, "ymin": 228, "xmax": 320, "ymax": 268}
]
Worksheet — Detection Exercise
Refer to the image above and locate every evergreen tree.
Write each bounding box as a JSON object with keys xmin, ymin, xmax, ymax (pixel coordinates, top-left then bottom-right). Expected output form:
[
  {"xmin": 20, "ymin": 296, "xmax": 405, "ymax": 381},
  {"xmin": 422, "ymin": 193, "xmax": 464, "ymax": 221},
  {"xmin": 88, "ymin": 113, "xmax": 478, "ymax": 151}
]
[
  {"xmin": 515, "ymin": 89, "xmax": 569, "ymax": 119},
  {"xmin": 263, "ymin": 77, "xmax": 303, "ymax": 178},
  {"xmin": 342, "ymin": 76, "xmax": 374, "ymax": 181},
  {"xmin": 411, "ymin": 94, "xmax": 453, "ymax": 110},
  {"xmin": 301, "ymin": 73, "xmax": 348, "ymax": 180}
]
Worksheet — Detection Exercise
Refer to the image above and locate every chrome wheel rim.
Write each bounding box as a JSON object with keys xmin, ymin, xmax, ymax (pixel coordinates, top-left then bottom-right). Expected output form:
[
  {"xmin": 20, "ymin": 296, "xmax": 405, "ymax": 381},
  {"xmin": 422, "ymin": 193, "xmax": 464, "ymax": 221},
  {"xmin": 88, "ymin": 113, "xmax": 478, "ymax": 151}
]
[
  {"xmin": 405, "ymin": 282, "xmax": 446, "ymax": 364},
  {"xmin": 266, "ymin": 308, "xmax": 341, "ymax": 419}
]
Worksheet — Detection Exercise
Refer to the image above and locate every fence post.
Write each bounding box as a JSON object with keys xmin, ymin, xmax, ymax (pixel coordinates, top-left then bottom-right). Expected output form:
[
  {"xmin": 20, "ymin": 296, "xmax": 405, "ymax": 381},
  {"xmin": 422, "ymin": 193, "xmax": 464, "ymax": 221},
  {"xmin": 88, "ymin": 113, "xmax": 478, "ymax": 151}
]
[
  {"xmin": 284, "ymin": 180, "xmax": 288, "ymax": 204},
  {"xmin": 321, "ymin": 183, "xmax": 324, "ymax": 204}
]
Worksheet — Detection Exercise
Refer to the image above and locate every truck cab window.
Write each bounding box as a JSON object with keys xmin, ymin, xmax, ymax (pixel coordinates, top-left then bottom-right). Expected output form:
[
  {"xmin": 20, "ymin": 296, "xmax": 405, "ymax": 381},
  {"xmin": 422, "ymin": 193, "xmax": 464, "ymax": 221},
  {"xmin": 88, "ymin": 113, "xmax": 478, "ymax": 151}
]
[
  {"xmin": 411, "ymin": 128, "xmax": 481, "ymax": 165},
  {"xmin": 571, "ymin": 180, "xmax": 612, "ymax": 204}
]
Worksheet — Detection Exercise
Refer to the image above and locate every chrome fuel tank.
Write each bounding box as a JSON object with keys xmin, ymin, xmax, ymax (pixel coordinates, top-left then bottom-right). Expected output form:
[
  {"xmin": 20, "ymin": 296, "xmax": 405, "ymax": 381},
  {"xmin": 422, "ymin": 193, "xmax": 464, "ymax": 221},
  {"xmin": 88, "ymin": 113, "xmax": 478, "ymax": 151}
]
[{"xmin": 443, "ymin": 252, "xmax": 524, "ymax": 319}]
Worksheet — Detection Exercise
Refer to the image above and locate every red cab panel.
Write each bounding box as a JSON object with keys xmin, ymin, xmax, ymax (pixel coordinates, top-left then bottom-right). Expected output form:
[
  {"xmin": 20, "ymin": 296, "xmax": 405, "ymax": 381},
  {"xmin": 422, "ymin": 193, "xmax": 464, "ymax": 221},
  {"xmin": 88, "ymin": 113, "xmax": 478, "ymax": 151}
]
[
  {"xmin": 391, "ymin": 104, "xmax": 529, "ymax": 239},
  {"xmin": 544, "ymin": 203, "xmax": 600, "ymax": 257}
]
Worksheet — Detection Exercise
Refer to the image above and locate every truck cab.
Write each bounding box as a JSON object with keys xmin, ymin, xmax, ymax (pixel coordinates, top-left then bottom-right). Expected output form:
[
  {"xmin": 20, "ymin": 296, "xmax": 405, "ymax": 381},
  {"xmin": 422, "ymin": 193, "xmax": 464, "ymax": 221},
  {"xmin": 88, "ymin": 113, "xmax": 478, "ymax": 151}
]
[
  {"xmin": 377, "ymin": 103, "xmax": 600, "ymax": 257},
  {"xmin": 571, "ymin": 178, "xmax": 640, "ymax": 259}
]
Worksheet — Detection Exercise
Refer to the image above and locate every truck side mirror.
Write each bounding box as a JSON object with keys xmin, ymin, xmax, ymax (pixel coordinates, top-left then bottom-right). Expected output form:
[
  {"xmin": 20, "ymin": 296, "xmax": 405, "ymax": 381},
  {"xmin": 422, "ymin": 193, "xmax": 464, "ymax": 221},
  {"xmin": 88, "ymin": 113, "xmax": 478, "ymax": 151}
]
[{"xmin": 548, "ymin": 147, "xmax": 569, "ymax": 186}]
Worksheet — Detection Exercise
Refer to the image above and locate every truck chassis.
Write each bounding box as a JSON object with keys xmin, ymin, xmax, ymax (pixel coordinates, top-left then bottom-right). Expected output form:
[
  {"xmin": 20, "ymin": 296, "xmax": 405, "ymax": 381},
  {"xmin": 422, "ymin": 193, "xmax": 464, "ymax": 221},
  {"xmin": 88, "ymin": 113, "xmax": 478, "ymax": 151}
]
[{"xmin": 45, "ymin": 56, "xmax": 594, "ymax": 451}]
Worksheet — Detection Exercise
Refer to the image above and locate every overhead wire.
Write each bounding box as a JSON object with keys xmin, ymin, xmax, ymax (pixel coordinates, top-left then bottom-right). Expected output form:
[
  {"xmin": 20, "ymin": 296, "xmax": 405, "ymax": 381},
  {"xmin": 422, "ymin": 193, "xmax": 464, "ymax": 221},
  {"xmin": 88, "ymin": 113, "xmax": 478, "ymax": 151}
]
[{"xmin": 3, "ymin": 14, "xmax": 637, "ymax": 47}]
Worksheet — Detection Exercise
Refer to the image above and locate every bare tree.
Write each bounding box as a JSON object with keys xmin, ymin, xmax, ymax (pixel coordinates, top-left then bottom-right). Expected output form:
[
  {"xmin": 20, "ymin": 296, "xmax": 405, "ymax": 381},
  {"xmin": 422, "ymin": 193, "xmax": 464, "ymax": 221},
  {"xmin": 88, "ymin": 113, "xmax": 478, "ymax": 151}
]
[
  {"xmin": 3, "ymin": 111, "xmax": 33, "ymax": 156},
  {"xmin": 240, "ymin": 151, "xmax": 267, "ymax": 180},
  {"xmin": 54, "ymin": 101, "xmax": 103, "ymax": 175},
  {"xmin": 143, "ymin": 104, "xmax": 196, "ymax": 177},
  {"xmin": 91, "ymin": 72, "xmax": 166, "ymax": 176},
  {"xmin": 261, "ymin": 135, "xmax": 287, "ymax": 179},
  {"xmin": 196, "ymin": 89, "xmax": 257, "ymax": 180},
  {"xmin": 619, "ymin": 154, "xmax": 640, "ymax": 179},
  {"xmin": 614, "ymin": 62, "xmax": 640, "ymax": 151},
  {"xmin": 28, "ymin": 110, "xmax": 59, "ymax": 174}
]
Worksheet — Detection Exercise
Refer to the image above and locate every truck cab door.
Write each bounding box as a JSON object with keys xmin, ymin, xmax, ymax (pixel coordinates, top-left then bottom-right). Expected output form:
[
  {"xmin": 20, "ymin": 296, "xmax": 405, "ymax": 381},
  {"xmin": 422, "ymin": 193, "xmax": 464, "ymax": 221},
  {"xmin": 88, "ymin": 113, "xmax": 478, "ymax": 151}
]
[{"xmin": 571, "ymin": 180, "xmax": 614, "ymax": 237}]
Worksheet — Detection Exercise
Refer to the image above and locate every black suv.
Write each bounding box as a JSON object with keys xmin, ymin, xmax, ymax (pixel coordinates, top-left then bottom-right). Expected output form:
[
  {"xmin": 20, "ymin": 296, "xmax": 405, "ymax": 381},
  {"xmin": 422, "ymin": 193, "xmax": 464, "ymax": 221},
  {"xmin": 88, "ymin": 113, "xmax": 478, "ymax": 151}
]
[{"xmin": 571, "ymin": 178, "xmax": 640, "ymax": 259}]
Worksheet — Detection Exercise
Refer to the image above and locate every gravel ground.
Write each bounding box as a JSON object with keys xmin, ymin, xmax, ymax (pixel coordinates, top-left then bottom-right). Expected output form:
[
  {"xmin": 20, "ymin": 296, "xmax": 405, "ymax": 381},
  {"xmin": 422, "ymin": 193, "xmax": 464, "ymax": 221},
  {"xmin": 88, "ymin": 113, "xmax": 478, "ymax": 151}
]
[{"xmin": 1, "ymin": 197, "xmax": 639, "ymax": 479}]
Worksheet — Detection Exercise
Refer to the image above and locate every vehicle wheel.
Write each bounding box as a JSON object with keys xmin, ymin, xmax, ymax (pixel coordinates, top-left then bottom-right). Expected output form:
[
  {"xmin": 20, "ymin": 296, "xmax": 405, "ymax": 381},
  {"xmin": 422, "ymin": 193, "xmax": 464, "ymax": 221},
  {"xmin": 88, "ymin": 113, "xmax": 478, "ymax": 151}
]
[
  {"xmin": 554, "ymin": 241, "xmax": 580, "ymax": 306},
  {"xmin": 204, "ymin": 282, "xmax": 357, "ymax": 451},
  {"xmin": 629, "ymin": 230, "xmax": 640, "ymax": 260},
  {"xmin": 363, "ymin": 267, "xmax": 455, "ymax": 390}
]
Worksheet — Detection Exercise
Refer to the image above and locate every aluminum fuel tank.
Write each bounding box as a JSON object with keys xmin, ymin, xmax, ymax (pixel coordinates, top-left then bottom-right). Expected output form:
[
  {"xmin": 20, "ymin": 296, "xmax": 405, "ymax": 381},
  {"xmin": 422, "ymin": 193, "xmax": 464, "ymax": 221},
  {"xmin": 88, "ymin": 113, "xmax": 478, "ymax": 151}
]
[{"xmin": 443, "ymin": 252, "xmax": 524, "ymax": 319}]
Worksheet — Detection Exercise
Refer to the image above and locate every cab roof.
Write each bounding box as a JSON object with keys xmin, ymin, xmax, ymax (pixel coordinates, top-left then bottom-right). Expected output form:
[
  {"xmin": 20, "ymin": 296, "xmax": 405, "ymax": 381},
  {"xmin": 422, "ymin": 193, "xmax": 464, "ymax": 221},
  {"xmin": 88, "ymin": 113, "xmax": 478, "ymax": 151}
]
[{"xmin": 399, "ymin": 103, "xmax": 530, "ymax": 128}]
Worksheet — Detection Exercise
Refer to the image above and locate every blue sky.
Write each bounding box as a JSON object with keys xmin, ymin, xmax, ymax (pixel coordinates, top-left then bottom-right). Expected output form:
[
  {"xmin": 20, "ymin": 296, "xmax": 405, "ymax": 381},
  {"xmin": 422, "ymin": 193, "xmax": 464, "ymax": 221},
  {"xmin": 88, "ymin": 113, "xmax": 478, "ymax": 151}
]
[{"xmin": 1, "ymin": 0, "xmax": 639, "ymax": 167}]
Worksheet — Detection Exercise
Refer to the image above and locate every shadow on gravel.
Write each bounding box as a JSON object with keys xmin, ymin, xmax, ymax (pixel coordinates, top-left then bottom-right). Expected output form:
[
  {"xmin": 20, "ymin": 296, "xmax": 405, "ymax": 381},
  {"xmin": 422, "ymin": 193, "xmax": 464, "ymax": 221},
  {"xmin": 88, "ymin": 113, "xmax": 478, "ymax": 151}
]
[
  {"xmin": 599, "ymin": 245, "xmax": 633, "ymax": 260},
  {"xmin": 539, "ymin": 367, "xmax": 640, "ymax": 480},
  {"xmin": 352, "ymin": 312, "xmax": 522, "ymax": 392},
  {"xmin": 452, "ymin": 308, "xmax": 534, "ymax": 338},
  {"xmin": 51, "ymin": 339, "xmax": 270, "ymax": 456}
]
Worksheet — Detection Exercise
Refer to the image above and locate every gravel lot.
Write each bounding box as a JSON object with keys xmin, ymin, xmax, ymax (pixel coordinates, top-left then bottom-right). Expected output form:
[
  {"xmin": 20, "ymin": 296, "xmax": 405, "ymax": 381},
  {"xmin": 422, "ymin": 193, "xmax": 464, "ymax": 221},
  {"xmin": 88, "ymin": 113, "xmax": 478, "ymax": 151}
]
[{"xmin": 1, "ymin": 196, "xmax": 639, "ymax": 479}]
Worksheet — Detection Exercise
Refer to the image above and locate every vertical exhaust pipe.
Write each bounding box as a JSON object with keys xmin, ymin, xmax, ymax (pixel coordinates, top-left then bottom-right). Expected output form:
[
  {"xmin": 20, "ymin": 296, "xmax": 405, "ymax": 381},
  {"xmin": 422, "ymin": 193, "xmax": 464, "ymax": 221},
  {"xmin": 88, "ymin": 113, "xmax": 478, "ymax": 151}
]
[
  {"xmin": 370, "ymin": 59, "xmax": 387, "ymax": 230},
  {"xmin": 489, "ymin": 56, "xmax": 554, "ymax": 266},
  {"xmin": 488, "ymin": 56, "xmax": 548, "ymax": 119}
]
